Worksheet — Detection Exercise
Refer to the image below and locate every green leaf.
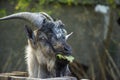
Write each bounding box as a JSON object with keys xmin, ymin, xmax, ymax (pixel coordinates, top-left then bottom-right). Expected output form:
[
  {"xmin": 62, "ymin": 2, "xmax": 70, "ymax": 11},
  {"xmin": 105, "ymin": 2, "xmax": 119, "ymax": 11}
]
[
  {"xmin": 57, "ymin": 54, "xmax": 74, "ymax": 62},
  {"xmin": 65, "ymin": 56, "xmax": 74, "ymax": 62}
]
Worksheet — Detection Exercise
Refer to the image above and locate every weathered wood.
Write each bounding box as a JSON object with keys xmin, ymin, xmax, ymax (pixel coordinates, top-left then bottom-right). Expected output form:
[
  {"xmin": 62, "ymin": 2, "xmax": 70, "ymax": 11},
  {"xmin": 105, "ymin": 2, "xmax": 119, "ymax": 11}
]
[
  {"xmin": 0, "ymin": 76, "xmax": 77, "ymax": 80},
  {"xmin": 0, "ymin": 71, "xmax": 28, "ymax": 77},
  {"xmin": 0, "ymin": 71, "xmax": 77, "ymax": 80},
  {"xmin": 10, "ymin": 76, "xmax": 77, "ymax": 80}
]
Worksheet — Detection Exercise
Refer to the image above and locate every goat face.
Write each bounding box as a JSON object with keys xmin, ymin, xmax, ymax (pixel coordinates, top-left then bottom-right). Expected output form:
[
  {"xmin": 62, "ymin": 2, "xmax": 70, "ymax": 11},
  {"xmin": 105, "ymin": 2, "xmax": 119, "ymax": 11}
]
[{"xmin": 25, "ymin": 20, "xmax": 72, "ymax": 56}]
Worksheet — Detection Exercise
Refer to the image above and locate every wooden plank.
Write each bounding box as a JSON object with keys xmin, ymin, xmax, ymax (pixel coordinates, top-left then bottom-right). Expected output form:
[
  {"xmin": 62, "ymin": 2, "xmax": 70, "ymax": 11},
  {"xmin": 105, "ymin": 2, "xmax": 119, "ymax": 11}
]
[
  {"xmin": 0, "ymin": 71, "xmax": 28, "ymax": 77},
  {"xmin": 10, "ymin": 76, "xmax": 77, "ymax": 80},
  {"xmin": 0, "ymin": 71, "xmax": 77, "ymax": 80},
  {"xmin": 0, "ymin": 76, "xmax": 77, "ymax": 80}
]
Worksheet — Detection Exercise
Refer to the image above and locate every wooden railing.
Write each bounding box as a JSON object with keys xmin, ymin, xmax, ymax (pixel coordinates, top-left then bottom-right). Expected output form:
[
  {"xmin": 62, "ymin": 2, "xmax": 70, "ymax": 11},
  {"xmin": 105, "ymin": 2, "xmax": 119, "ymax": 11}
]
[{"xmin": 0, "ymin": 71, "xmax": 77, "ymax": 80}]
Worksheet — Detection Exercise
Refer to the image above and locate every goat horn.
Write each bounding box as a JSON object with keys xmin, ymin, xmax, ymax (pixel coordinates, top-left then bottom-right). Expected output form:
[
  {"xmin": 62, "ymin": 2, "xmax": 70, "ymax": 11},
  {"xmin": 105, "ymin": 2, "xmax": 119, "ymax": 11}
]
[
  {"xmin": 0, "ymin": 12, "xmax": 53, "ymax": 28},
  {"xmin": 66, "ymin": 32, "xmax": 73, "ymax": 40},
  {"xmin": 40, "ymin": 12, "xmax": 54, "ymax": 22}
]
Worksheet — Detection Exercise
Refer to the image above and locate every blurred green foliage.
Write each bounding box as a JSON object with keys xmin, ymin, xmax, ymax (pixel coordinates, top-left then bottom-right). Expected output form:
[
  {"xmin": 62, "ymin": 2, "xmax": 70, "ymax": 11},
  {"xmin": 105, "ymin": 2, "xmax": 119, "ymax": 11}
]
[
  {"xmin": 0, "ymin": 0, "xmax": 118, "ymax": 16},
  {"xmin": 107, "ymin": 0, "xmax": 116, "ymax": 8},
  {"xmin": 0, "ymin": 9, "xmax": 6, "ymax": 17},
  {"xmin": 15, "ymin": 0, "xmax": 31, "ymax": 11}
]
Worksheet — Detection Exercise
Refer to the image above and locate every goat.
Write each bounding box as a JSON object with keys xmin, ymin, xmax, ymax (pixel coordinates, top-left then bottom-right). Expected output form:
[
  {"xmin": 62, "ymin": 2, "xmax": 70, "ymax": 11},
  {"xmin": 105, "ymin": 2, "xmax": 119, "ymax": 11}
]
[{"xmin": 0, "ymin": 12, "xmax": 73, "ymax": 78}]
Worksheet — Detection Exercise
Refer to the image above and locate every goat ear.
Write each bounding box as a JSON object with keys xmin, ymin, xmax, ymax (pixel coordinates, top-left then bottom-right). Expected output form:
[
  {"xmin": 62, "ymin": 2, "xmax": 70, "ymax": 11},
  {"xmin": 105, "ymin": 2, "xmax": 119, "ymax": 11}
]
[{"xmin": 24, "ymin": 25, "xmax": 35, "ymax": 45}]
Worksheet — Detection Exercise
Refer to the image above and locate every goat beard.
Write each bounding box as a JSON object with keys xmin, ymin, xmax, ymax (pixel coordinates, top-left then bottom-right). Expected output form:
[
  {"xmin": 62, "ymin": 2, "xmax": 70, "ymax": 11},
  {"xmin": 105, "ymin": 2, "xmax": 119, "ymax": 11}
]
[{"xmin": 55, "ymin": 54, "xmax": 70, "ymax": 77}]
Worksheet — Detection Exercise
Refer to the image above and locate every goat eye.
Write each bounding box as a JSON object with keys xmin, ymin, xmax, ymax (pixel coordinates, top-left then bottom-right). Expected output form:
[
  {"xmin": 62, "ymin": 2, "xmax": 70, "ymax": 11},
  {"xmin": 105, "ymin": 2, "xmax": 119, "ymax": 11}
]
[
  {"xmin": 41, "ymin": 37, "xmax": 45, "ymax": 40},
  {"xmin": 39, "ymin": 36, "xmax": 45, "ymax": 40},
  {"xmin": 38, "ymin": 33, "xmax": 47, "ymax": 40}
]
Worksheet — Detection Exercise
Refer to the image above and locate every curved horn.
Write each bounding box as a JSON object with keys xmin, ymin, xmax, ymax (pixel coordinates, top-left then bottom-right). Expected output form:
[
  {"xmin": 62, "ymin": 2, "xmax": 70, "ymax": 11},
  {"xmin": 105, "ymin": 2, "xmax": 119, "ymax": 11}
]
[
  {"xmin": 66, "ymin": 32, "xmax": 73, "ymax": 40},
  {"xmin": 40, "ymin": 12, "xmax": 54, "ymax": 22},
  {"xmin": 0, "ymin": 12, "xmax": 51, "ymax": 28}
]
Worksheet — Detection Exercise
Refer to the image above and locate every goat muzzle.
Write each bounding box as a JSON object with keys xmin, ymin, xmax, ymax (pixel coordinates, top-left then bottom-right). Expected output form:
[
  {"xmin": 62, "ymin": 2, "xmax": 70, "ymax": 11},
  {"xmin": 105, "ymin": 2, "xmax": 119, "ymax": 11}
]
[{"xmin": 54, "ymin": 42, "xmax": 72, "ymax": 56}]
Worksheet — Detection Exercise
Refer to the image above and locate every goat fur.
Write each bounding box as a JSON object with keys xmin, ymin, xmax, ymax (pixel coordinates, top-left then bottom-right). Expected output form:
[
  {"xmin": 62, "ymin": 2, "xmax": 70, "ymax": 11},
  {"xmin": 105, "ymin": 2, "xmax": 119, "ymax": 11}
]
[{"xmin": 25, "ymin": 31, "xmax": 56, "ymax": 78}]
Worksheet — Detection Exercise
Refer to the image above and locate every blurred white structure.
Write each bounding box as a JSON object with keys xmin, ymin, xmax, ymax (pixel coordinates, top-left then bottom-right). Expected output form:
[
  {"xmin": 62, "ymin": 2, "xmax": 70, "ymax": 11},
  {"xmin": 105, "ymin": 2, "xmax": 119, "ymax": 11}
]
[
  {"xmin": 95, "ymin": 5, "xmax": 109, "ymax": 14},
  {"xmin": 95, "ymin": 4, "xmax": 110, "ymax": 40}
]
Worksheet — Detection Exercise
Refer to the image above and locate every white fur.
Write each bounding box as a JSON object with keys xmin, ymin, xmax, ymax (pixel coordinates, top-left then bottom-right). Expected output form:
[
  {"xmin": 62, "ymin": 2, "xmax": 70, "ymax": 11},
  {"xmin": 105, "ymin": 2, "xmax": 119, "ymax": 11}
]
[{"xmin": 25, "ymin": 42, "xmax": 56, "ymax": 78}]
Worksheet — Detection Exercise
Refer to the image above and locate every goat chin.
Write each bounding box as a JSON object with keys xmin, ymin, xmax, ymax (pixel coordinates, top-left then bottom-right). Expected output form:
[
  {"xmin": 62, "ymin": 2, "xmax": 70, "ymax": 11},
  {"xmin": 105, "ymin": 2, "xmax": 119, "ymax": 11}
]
[{"xmin": 25, "ymin": 43, "xmax": 56, "ymax": 78}]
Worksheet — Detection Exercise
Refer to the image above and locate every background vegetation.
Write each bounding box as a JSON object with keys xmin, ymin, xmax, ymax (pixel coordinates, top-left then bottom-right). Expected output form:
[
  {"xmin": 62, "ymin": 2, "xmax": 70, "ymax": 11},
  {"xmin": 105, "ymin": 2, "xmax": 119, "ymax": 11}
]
[{"xmin": 0, "ymin": 0, "xmax": 120, "ymax": 80}]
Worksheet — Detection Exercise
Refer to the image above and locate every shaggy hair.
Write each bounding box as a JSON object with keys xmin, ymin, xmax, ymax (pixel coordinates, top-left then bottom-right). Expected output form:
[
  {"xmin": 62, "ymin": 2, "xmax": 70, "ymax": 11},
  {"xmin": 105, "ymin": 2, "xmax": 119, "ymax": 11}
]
[{"xmin": 25, "ymin": 20, "xmax": 72, "ymax": 78}]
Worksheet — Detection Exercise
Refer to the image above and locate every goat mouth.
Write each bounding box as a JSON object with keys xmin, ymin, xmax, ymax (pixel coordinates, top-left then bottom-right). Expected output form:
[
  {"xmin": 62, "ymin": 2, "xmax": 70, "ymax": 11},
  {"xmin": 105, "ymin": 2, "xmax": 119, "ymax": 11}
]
[{"xmin": 55, "ymin": 50, "xmax": 72, "ymax": 55}]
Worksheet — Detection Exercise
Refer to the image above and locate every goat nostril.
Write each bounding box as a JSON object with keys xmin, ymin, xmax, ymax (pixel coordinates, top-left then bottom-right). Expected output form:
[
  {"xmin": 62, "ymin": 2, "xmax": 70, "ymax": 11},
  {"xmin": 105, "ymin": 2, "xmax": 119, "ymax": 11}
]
[
  {"xmin": 63, "ymin": 46, "xmax": 72, "ymax": 55},
  {"xmin": 64, "ymin": 47, "xmax": 69, "ymax": 51}
]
